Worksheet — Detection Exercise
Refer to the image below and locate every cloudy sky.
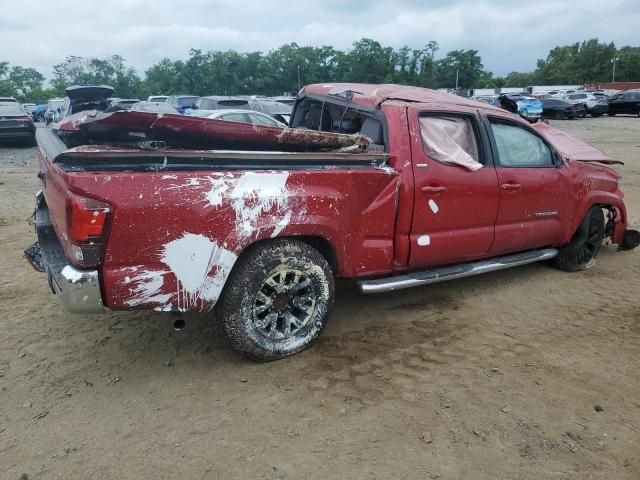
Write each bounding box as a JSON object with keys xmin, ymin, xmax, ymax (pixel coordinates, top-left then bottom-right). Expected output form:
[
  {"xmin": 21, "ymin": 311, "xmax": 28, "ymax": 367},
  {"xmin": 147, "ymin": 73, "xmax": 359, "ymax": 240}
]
[{"xmin": 2, "ymin": 0, "xmax": 639, "ymax": 79}]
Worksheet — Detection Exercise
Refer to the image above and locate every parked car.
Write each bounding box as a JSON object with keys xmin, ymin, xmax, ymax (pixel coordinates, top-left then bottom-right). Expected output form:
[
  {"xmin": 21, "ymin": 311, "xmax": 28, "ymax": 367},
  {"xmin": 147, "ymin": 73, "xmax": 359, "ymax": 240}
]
[
  {"xmin": 473, "ymin": 95, "xmax": 500, "ymax": 106},
  {"xmin": 107, "ymin": 98, "xmax": 140, "ymax": 111},
  {"xmin": 564, "ymin": 92, "xmax": 608, "ymax": 117},
  {"xmin": 30, "ymin": 104, "xmax": 47, "ymax": 122},
  {"xmin": 147, "ymin": 95, "xmax": 168, "ymax": 103},
  {"xmin": 607, "ymin": 91, "xmax": 640, "ymax": 116},
  {"xmin": 0, "ymin": 96, "xmax": 19, "ymax": 103},
  {"xmin": 541, "ymin": 98, "xmax": 583, "ymax": 119},
  {"xmin": 25, "ymin": 83, "xmax": 638, "ymax": 360},
  {"xmin": 0, "ymin": 101, "xmax": 35, "ymax": 143},
  {"xmin": 474, "ymin": 95, "xmax": 542, "ymax": 123},
  {"xmin": 195, "ymin": 108, "xmax": 287, "ymax": 127},
  {"xmin": 270, "ymin": 96, "xmax": 296, "ymax": 108},
  {"xmin": 45, "ymin": 98, "xmax": 64, "ymax": 124},
  {"xmin": 22, "ymin": 103, "xmax": 36, "ymax": 115},
  {"xmin": 247, "ymin": 97, "xmax": 293, "ymax": 124},
  {"xmin": 51, "ymin": 85, "xmax": 114, "ymax": 123},
  {"xmin": 130, "ymin": 101, "xmax": 180, "ymax": 114},
  {"xmin": 505, "ymin": 93, "xmax": 543, "ymax": 123},
  {"xmin": 165, "ymin": 95, "xmax": 200, "ymax": 114},
  {"xmin": 190, "ymin": 96, "xmax": 250, "ymax": 114}
]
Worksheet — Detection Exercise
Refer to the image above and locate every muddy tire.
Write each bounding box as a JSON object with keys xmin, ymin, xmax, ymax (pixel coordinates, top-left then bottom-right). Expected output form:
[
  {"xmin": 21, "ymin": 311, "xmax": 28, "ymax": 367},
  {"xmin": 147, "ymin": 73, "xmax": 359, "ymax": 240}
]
[
  {"xmin": 554, "ymin": 206, "xmax": 605, "ymax": 272},
  {"xmin": 220, "ymin": 239, "xmax": 334, "ymax": 361}
]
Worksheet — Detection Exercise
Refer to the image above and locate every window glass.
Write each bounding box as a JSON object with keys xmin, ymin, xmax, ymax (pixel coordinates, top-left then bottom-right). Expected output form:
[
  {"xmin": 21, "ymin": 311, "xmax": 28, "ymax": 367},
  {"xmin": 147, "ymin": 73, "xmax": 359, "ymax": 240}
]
[
  {"xmin": 220, "ymin": 113, "xmax": 248, "ymax": 123},
  {"xmin": 0, "ymin": 103, "xmax": 24, "ymax": 115},
  {"xmin": 247, "ymin": 113, "xmax": 277, "ymax": 126},
  {"xmin": 490, "ymin": 122, "xmax": 553, "ymax": 167},
  {"xmin": 419, "ymin": 115, "xmax": 482, "ymax": 171}
]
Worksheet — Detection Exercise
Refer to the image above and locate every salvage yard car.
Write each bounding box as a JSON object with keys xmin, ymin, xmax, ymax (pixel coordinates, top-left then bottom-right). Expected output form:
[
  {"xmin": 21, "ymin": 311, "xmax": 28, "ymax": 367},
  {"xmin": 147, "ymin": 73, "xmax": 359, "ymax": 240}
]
[
  {"xmin": 25, "ymin": 83, "xmax": 639, "ymax": 360},
  {"xmin": 541, "ymin": 98, "xmax": 583, "ymax": 119},
  {"xmin": 0, "ymin": 100, "xmax": 36, "ymax": 143},
  {"xmin": 607, "ymin": 90, "xmax": 640, "ymax": 116}
]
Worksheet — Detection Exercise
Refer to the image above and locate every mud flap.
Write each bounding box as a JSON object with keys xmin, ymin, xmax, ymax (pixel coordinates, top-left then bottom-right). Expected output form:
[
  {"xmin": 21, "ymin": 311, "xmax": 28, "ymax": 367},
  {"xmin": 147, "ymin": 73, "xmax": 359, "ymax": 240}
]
[{"xmin": 619, "ymin": 229, "xmax": 640, "ymax": 251}]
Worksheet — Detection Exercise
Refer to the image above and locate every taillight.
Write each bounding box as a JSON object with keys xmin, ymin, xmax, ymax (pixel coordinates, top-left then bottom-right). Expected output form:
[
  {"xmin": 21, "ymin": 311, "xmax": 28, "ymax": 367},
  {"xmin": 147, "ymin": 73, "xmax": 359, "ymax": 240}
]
[{"xmin": 65, "ymin": 192, "xmax": 112, "ymax": 268}]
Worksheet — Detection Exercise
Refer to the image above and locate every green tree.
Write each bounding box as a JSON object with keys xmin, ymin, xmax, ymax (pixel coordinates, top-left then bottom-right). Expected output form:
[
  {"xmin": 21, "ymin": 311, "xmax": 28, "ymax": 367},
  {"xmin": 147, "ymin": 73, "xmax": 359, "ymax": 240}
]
[
  {"xmin": 435, "ymin": 49, "xmax": 483, "ymax": 89},
  {"xmin": 52, "ymin": 55, "xmax": 143, "ymax": 98}
]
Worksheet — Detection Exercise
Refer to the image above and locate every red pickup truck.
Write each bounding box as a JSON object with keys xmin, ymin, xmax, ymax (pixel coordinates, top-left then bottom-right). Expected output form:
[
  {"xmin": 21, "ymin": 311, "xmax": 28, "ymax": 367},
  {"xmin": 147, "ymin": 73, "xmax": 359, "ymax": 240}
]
[{"xmin": 26, "ymin": 83, "xmax": 639, "ymax": 360}]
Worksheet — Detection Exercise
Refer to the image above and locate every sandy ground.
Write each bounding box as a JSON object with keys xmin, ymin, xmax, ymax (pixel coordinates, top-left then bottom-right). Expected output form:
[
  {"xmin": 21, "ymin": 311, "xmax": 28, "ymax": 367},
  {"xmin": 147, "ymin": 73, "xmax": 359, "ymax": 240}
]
[{"xmin": 1, "ymin": 117, "xmax": 639, "ymax": 480}]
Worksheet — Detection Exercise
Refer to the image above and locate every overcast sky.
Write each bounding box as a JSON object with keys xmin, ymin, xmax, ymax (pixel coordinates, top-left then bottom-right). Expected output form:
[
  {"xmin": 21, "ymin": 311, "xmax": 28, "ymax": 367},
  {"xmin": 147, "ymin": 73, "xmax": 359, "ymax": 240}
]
[{"xmin": 2, "ymin": 0, "xmax": 639, "ymax": 79}]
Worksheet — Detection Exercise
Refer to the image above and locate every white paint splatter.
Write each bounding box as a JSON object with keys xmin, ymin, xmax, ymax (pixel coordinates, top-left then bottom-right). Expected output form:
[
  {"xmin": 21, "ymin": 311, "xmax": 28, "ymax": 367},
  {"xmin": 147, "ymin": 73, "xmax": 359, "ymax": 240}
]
[
  {"xmin": 61, "ymin": 266, "xmax": 84, "ymax": 283},
  {"xmin": 428, "ymin": 199, "xmax": 439, "ymax": 214},
  {"xmin": 417, "ymin": 235, "xmax": 431, "ymax": 246},
  {"xmin": 121, "ymin": 171, "xmax": 301, "ymax": 311},
  {"xmin": 122, "ymin": 268, "xmax": 174, "ymax": 307},
  {"xmin": 271, "ymin": 210, "xmax": 292, "ymax": 238}
]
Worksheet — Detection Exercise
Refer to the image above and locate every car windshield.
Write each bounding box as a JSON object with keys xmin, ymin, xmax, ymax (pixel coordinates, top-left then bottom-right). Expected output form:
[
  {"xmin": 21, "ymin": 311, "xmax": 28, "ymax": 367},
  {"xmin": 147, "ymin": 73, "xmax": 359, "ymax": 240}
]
[{"xmin": 0, "ymin": 103, "xmax": 25, "ymax": 115}]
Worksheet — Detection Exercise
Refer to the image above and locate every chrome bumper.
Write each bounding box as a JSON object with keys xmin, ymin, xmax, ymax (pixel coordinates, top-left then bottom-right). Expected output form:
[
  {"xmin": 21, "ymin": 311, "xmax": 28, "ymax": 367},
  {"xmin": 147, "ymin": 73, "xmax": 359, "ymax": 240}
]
[
  {"xmin": 25, "ymin": 192, "xmax": 106, "ymax": 314},
  {"xmin": 51, "ymin": 265, "xmax": 105, "ymax": 314}
]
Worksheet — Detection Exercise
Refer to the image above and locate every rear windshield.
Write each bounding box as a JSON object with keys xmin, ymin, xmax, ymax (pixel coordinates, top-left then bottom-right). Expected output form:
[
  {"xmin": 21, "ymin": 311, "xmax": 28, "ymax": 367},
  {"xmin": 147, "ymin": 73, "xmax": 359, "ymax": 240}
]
[
  {"xmin": 0, "ymin": 103, "xmax": 24, "ymax": 115},
  {"xmin": 198, "ymin": 98, "xmax": 249, "ymax": 109},
  {"xmin": 177, "ymin": 97, "xmax": 198, "ymax": 106}
]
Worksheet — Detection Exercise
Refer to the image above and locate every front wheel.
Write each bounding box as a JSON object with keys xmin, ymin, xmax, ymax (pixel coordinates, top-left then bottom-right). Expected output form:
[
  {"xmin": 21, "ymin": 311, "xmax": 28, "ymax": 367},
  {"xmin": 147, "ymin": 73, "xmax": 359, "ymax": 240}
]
[
  {"xmin": 219, "ymin": 239, "xmax": 335, "ymax": 361},
  {"xmin": 554, "ymin": 206, "xmax": 605, "ymax": 272}
]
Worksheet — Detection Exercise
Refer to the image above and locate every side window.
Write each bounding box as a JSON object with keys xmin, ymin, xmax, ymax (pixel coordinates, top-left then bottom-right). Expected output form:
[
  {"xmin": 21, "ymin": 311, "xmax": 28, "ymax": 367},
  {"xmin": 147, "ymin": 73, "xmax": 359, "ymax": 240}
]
[
  {"xmin": 221, "ymin": 113, "xmax": 249, "ymax": 123},
  {"xmin": 247, "ymin": 112, "xmax": 277, "ymax": 126},
  {"xmin": 490, "ymin": 121, "xmax": 553, "ymax": 168},
  {"xmin": 419, "ymin": 115, "xmax": 483, "ymax": 171}
]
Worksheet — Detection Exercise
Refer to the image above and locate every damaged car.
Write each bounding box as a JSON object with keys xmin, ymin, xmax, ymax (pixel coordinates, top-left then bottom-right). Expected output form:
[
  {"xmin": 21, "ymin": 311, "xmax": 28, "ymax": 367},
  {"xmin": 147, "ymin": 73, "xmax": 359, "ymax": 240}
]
[{"xmin": 25, "ymin": 83, "xmax": 639, "ymax": 360}]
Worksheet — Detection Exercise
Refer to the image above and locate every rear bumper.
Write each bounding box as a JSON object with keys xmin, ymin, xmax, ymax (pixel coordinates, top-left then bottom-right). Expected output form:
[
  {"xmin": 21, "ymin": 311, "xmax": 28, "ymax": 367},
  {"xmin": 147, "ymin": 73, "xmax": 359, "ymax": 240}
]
[
  {"xmin": 25, "ymin": 193, "xmax": 105, "ymax": 314},
  {"xmin": 0, "ymin": 127, "xmax": 35, "ymax": 139}
]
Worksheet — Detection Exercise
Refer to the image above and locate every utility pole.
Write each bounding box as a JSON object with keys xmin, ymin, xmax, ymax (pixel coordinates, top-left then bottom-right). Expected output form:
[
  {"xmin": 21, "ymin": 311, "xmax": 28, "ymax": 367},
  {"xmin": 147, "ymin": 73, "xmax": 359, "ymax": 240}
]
[
  {"xmin": 297, "ymin": 65, "xmax": 301, "ymax": 91},
  {"xmin": 611, "ymin": 57, "xmax": 619, "ymax": 83},
  {"xmin": 455, "ymin": 68, "xmax": 459, "ymax": 91}
]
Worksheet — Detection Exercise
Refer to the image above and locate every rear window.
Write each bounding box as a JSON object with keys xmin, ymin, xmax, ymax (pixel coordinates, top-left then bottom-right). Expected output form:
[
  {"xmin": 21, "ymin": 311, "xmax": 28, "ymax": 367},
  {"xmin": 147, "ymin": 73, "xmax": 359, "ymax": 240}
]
[
  {"xmin": 0, "ymin": 103, "xmax": 25, "ymax": 115},
  {"xmin": 218, "ymin": 100, "xmax": 249, "ymax": 108},
  {"xmin": 177, "ymin": 97, "xmax": 198, "ymax": 106}
]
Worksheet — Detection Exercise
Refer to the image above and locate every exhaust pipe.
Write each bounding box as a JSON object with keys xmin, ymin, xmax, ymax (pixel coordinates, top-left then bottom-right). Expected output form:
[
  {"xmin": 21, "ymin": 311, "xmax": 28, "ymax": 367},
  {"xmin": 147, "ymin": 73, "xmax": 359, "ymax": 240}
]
[{"xmin": 172, "ymin": 316, "xmax": 186, "ymax": 332}]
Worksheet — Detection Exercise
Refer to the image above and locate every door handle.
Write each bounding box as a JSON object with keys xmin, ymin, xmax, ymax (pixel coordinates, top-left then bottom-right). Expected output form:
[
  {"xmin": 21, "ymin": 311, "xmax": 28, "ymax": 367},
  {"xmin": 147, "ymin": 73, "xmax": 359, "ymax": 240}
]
[
  {"xmin": 501, "ymin": 183, "xmax": 522, "ymax": 191},
  {"xmin": 421, "ymin": 185, "xmax": 448, "ymax": 194}
]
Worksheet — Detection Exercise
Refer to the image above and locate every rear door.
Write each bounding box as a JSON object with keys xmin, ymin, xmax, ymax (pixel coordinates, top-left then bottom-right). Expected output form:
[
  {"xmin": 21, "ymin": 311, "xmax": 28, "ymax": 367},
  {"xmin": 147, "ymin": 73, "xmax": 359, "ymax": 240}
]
[
  {"xmin": 407, "ymin": 105, "xmax": 499, "ymax": 268},
  {"xmin": 484, "ymin": 116, "xmax": 572, "ymax": 255}
]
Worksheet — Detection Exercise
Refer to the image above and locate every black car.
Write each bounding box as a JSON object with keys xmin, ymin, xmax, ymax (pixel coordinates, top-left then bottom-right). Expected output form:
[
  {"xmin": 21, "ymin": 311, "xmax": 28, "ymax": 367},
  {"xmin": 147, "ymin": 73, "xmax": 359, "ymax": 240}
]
[
  {"xmin": 607, "ymin": 91, "xmax": 640, "ymax": 116},
  {"xmin": 58, "ymin": 85, "xmax": 114, "ymax": 121},
  {"xmin": 0, "ymin": 101, "xmax": 36, "ymax": 143},
  {"xmin": 541, "ymin": 99, "xmax": 583, "ymax": 119}
]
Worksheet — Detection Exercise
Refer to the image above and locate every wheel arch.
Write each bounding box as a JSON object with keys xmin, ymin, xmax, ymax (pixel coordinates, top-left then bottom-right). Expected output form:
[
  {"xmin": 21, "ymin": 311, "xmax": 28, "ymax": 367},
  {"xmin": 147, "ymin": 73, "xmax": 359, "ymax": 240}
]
[{"xmin": 565, "ymin": 192, "xmax": 628, "ymax": 245}]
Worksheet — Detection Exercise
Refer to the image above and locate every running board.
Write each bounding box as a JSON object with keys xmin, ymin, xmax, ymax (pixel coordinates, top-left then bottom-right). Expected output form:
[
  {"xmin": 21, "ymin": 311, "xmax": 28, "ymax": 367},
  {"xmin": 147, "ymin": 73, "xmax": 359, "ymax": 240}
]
[{"xmin": 358, "ymin": 248, "xmax": 559, "ymax": 294}]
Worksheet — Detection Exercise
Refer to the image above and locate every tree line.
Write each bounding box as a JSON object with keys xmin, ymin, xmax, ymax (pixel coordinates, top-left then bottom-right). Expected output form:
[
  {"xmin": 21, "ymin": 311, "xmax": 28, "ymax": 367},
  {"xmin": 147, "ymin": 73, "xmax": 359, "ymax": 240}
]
[{"xmin": 1, "ymin": 38, "xmax": 639, "ymax": 103}]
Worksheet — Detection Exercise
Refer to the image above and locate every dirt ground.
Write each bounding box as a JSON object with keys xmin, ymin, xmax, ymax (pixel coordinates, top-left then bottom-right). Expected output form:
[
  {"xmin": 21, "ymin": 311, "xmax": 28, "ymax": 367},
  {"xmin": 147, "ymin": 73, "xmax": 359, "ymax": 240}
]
[{"xmin": 1, "ymin": 117, "xmax": 639, "ymax": 480}]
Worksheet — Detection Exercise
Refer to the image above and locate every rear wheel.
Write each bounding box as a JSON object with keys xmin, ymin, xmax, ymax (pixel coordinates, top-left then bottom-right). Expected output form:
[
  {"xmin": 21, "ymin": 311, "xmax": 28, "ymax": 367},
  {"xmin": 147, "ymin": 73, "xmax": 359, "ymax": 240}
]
[
  {"xmin": 554, "ymin": 207, "xmax": 605, "ymax": 272},
  {"xmin": 553, "ymin": 110, "xmax": 564, "ymax": 120},
  {"xmin": 608, "ymin": 112, "xmax": 616, "ymax": 116},
  {"xmin": 591, "ymin": 113, "xmax": 602, "ymax": 117},
  {"xmin": 220, "ymin": 239, "xmax": 335, "ymax": 361}
]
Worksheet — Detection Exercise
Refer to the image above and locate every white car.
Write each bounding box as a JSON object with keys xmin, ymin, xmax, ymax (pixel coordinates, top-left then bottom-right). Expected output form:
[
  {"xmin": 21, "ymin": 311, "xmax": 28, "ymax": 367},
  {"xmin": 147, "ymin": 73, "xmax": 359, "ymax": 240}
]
[
  {"xmin": 130, "ymin": 101, "xmax": 180, "ymax": 114},
  {"xmin": 147, "ymin": 95, "xmax": 168, "ymax": 103},
  {"xmin": 194, "ymin": 109, "xmax": 287, "ymax": 127}
]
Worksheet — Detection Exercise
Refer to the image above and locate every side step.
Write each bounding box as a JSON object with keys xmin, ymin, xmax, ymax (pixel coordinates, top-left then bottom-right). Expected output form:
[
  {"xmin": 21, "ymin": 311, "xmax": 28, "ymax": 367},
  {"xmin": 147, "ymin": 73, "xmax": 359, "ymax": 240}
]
[{"xmin": 358, "ymin": 248, "xmax": 559, "ymax": 294}]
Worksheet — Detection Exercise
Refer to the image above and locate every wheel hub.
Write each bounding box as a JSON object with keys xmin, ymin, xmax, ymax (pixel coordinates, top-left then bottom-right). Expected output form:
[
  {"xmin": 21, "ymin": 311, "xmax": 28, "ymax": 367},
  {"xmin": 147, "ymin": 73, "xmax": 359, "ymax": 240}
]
[{"xmin": 252, "ymin": 268, "xmax": 317, "ymax": 339}]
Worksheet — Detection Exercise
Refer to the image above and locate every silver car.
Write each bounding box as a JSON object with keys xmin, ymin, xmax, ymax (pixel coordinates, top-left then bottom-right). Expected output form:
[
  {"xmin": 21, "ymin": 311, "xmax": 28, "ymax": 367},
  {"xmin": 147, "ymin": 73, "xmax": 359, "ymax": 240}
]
[{"xmin": 564, "ymin": 92, "xmax": 609, "ymax": 117}]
